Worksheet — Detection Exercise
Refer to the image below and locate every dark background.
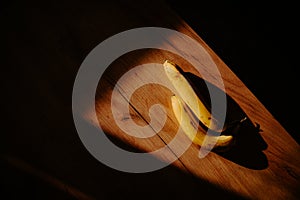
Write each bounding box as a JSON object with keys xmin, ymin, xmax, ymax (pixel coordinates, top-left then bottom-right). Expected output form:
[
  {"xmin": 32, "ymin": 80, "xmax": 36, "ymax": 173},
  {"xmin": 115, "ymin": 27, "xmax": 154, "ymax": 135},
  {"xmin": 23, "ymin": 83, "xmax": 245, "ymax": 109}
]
[
  {"xmin": 1, "ymin": 0, "xmax": 298, "ymax": 199},
  {"xmin": 167, "ymin": 0, "xmax": 298, "ymax": 144}
]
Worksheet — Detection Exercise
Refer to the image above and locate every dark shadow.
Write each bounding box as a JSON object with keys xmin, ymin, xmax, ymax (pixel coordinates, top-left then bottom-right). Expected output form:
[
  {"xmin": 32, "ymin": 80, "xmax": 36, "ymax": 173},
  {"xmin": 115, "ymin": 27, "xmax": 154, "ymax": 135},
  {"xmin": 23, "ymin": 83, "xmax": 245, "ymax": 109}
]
[
  {"xmin": 181, "ymin": 70, "xmax": 268, "ymax": 170},
  {"xmin": 78, "ymin": 118, "xmax": 247, "ymax": 200}
]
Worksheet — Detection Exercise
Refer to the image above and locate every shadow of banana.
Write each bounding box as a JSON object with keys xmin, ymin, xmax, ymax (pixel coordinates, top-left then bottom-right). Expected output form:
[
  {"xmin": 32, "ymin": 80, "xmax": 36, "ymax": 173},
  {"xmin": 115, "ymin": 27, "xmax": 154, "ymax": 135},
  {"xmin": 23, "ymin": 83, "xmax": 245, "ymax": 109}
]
[{"xmin": 184, "ymin": 72, "xmax": 268, "ymax": 170}]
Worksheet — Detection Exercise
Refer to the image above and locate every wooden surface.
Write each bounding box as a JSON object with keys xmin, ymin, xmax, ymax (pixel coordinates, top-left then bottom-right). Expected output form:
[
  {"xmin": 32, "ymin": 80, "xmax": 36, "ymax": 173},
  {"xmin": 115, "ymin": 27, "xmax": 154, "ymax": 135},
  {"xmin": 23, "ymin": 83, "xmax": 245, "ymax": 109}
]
[{"xmin": 2, "ymin": 0, "xmax": 299, "ymax": 199}]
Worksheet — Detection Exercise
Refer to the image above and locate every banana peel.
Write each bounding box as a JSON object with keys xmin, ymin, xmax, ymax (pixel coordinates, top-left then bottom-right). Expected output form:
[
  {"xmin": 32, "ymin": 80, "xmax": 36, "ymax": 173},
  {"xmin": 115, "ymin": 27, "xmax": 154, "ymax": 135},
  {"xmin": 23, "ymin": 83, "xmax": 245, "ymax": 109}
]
[
  {"xmin": 164, "ymin": 60, "xmax": 246, "ymax": 151},
  {"xmin": 164, "ymin": 60, "xmax": 223, "ymax": 132}
]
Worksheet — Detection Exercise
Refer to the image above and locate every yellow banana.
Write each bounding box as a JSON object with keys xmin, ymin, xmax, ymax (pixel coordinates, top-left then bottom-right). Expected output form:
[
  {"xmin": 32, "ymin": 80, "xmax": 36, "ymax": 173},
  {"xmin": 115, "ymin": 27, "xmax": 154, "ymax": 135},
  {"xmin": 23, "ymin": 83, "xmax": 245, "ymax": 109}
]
[
  {"xmin": 164, "ymin": 60, "xmax": 223, "ymax": 132},
  {"xmin": 171, "ymin": 95, "xmax": 233, "ymax": 149}
]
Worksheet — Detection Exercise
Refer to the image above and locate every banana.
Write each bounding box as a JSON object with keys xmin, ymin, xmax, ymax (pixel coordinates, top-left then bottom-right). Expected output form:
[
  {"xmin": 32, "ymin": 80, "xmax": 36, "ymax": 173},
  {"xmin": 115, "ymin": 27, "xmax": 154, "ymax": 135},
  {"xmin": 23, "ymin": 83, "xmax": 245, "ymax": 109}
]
[
  {"xmin": 163, "ymin": 60, "xmax": 224, "ymax": 132},
  {"xmin": 171, "ymin": 95, "xmax": 233, "ymax": 150}
]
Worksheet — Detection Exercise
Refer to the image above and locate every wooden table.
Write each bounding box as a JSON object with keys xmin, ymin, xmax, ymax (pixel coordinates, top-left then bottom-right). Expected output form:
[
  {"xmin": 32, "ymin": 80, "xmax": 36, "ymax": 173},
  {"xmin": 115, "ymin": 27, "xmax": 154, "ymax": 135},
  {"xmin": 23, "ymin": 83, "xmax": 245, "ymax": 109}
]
[{"xmin": 2, "ymin": 0, "xmax": 299, "ymax": 199}]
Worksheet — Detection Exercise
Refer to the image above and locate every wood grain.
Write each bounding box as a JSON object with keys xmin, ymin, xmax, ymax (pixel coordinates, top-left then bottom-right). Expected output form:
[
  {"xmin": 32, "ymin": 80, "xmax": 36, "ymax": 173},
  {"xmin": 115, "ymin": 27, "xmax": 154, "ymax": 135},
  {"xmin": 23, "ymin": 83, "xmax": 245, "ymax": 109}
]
[
  {"xmin": 97, "ymin": 48, "xmax": 299, "ymax": 199},
  {"xmin": 90, "ymin": 1, "xmax": 299, "ymax": 199}
]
